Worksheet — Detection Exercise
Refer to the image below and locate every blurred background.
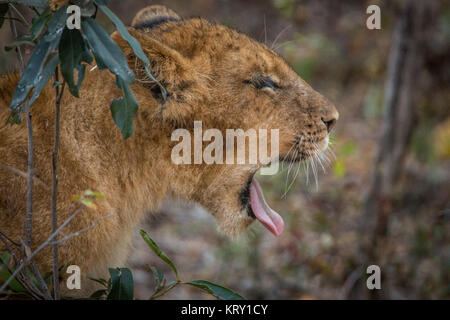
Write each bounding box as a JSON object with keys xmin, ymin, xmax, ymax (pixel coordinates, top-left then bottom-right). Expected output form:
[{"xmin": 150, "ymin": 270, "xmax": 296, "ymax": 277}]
[{"xmin": 1, "ymin": 0, "xmax": 449, "ymax": 299}]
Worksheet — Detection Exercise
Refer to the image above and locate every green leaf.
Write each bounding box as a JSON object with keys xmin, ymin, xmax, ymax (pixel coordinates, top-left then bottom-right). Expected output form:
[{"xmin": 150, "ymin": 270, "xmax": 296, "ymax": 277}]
[
  {"xmin": 0, "ymin": 4, "xmax": 9, "ymax": 29},
  {"xmin": 140, "ymin": 230, "xmax": 179, "ymax": 280},
  {"xmin": 107, "ymin": 268, "xmax": 134, "ymax": 300},
  {"xmin": 90, "ymin": 289, "xmax": 108, "ymax": 299},
  {"xmin": 28, "ymin": 52, "xmax": 59, "ymax": 105},
  {"xmin": 10, "ymin": 39, "xmax": 54, "ymax": 120},
  {"xmin": 9, "ymin": 6, "xmax": 67, "ymax": 122},
  {"xmin": 59, "ymin": 28, "xmax": 92, "ymax": 97},
  {"xmin": 30, "ymin": 7, "xmax": 51, "ymax": 40},
  {"xmin": 89, "ymin": 277, "xmax": 109, "ymax": 288},
  {"xmin": 110, "ymin": 76, "xmax": 138, "ymax": 139},
  {"xmin": 80, "ymin": 197, "xmax": 96, "ymax": 209},
  {"xmin": 0, "ymin": 251, "xmax": 11, "ymax": 266},
  {"xmin": 150, "ymin": 266, "xmax": 164, "ymax": 287},
  {"xmin": 0, "ymin": 252, "xmax": 27, "ymax": 293},
  {"xmin": 185, "ymin": 280, "xmax": 245, "ymax": 300},
  {"xmin": 81, "ymin": 18, "xmax": 134, "ymax": 84},
  {"xmin": 43, "ymin": 5, "xmax": 68, "ymax": 42},
  {"xmin": 95, "ymin": 0, "xmax": 166, "ymax": 100},
  {"xmin": 5, "ymin": 34, "xmax": 36, "ymax": 51},
  {"xmin": 84, "ymin": 189, "xmax": 105, "ymax": 199}
]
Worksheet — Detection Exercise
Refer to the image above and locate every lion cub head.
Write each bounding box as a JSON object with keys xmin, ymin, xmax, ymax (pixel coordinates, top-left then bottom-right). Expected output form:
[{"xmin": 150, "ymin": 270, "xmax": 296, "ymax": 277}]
[{"xmin": 112, "ymin": 6, "xmax": 339, "ymax": 237}]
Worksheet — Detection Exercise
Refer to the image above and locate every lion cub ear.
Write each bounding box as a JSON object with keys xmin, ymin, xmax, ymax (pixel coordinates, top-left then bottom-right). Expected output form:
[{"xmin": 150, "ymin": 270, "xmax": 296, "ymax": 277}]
[
  {"xmin": 131, "ymin": 5, "xmax": 181, "ymax": 29},
  {"xmin": 111, "ymin": 29, "xmax": 193, "ymax": 103}
]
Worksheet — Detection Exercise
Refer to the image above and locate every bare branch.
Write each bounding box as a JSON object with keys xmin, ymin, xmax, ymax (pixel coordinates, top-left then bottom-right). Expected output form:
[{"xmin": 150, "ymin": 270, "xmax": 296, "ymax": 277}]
[
  {"xmin": 7, "ymin": 3, "xmax": 30, "ymax": 28},
  {"xmin": 51, "ymin": 70, "xmax": 66, "ymax": 300},
  {"xmin": 0, "ymin": 164, "xmax": 50, "ymax": 191},
  {"xmin": 8, "ymin": 3, "xmax": 34, "ymax": 260},
  {"xmin": 0, "ymin": 232, "xmax": 45, "ymax": 299},
  {"xmin": 0, "ymin": 230, "xmax": 21, "ymax": 247},
  {"xmin": 19, "ymin": 237, "xmax": 53, "ymax": 300},
  {"xmin": 50, "ymin": 213, "xmax": 114, "ymax": 246},
  {"xmin": 0, "ymin": 204, "xmax": 86, "ymax": 292},
  {"xmin": 7, "ymin": 9, "xmax": 24, "ymax": 73},
  {"xmin": 23, "ymin": 103, "xmax": 34, "ymax": 249}
]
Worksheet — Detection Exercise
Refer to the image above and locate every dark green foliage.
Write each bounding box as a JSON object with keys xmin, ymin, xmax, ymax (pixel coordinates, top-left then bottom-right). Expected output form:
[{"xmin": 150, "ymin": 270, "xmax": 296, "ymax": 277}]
[
  {"xmin": 5, "ymin": 0, "xmax": 166, "ymax": 138},
  {"xmin": 0, "ymin": 4, "xmax": 9, "ymax": 29},
  {"xmin": 58, "ymin": 28, "xmax": 92, "ymax": 97},
  {"xmin": 185, "ymin": 280, "xmax": 245, "ymax": 300},
  {"xmin": 107, "ymin": 268, "xmax": 134, "ymax": 300},
  {"xmin": 81, "ymin": 18, "xmax": 134, "ymax": 84},
  {"xmin": 110, "ymin": 77, "xmax": 139, "ymax": 139},
  {"xmin": 140, "ymin": 229, "xmax": 179, "ymax": 280},
  {"xmin": 87, "ymin": 231, "xmax": 245, "ymax": 300},
  {"xmin": 9, "ymin": 6, "xmax": 67, "ymax": 123}
]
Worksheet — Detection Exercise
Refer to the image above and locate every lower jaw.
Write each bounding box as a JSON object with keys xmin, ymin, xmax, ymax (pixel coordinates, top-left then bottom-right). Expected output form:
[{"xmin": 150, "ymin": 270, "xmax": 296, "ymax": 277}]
[{"xmin": 246, "ymin": 203, "xmax": 256, "ymax": 219}]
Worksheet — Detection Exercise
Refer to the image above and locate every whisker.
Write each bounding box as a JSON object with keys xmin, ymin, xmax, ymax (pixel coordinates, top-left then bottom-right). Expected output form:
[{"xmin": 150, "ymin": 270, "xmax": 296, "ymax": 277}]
[
  {"xmin": 284, "ymin": 148, "xmax": 299, "ymax": 196},
  {"xmin": 281, "ymin": 139, "xmax": 297, "ymax": 172},
  {"xmin": 273, "ymin": 40, "xmax": 295, "ymax": 52},
  {"xmin": 305, "ymin": 160, "xmax": 310, "ymax": 185},
  {"xmin": 309, "ymin": 151, "xmax": 319, "ymax": 190},
  {"xmin": 264, "ymin": 14, "xmax": 267, "ymax": 46},
  {"xmin": 313, "ymin": 143, "xmax": 326, "ymax": 173},
  {"xmin": 284, "ymin": 159, "xmax": 301, "ymax": 197},
  {"xmin": 316, "ymin": 154, "xmax": 326, "ymax": 173},
  {"xmin": 271, "ymin": 25, "xmax": 291, "ymax": 50},
  {"xmin": 282, "ymin": 139, "xmax": 298, "ymax": 162},
  {"xmin": 327, "ymin": 146, "xmax": 337, "ymax": 160}
]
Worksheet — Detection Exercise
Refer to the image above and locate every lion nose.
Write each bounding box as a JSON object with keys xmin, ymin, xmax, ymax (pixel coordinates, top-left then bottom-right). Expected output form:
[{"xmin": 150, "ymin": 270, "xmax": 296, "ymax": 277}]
[{"xmin": 321, "ymin": 107, "xmax": 339, "ymax": 133}]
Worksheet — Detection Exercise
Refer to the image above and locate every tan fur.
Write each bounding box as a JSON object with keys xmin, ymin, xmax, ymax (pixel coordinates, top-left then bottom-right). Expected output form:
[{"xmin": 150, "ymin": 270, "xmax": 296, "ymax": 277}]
[
  {"xmin": 131, "ymin": 5, "xmax": 181, "ymax": 28},
  {"xmin": 0, "ymin": 6, "xmax": 338, "ymax": 297},
  {"xmin": 49, "ymin": 0, "xmax": 69, "ymax": 11}
]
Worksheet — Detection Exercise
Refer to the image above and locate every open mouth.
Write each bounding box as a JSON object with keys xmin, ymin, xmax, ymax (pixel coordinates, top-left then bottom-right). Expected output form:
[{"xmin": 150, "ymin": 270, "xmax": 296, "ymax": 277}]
[
  {"xmin": 240, "ymin": 173, "xmax": 285, "ymax": 237},
  {"xmin": 239, "ymin": 138, "xmax": 329, "ymax": 237}
]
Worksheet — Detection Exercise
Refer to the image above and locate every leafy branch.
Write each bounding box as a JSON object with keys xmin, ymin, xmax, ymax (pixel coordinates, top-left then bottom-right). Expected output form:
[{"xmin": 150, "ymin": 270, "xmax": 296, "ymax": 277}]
[
  {"xmin": 5, "ymin": 0, "xmax": 165, "ymax": 138},
  {"xmin": 0, "ymin": 190, "xmax": 108, "ymax": 298},
  {"xmin": 0, "ymin": 0, "xmax": 166, "ymax": 300},
  {"xmin": 89, "ymin": 230, "xmax": 245, "ymax": 300}
]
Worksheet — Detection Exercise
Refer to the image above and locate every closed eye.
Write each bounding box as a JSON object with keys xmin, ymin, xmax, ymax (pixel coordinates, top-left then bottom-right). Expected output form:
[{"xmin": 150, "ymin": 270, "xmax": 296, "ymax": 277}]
[{"xmin": 244, "ymin": 76, "xmax": 281, "ymax": 90}]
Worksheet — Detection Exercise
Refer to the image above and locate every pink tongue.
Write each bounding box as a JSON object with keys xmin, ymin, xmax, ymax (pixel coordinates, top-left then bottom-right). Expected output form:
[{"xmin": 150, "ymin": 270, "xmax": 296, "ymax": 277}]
[{"xmin": 249, "ymin": 179, "xmax": 284, "ymax": 236}]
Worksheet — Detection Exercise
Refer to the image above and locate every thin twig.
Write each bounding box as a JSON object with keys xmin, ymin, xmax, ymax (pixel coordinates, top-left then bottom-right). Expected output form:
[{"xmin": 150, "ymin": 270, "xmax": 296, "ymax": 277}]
[
  {"xmin": 0, "ymin": 229, "xmax": 20, "ymax": 247},
  {"xmin": 0, "ymin": 262, "xmax": 42, "ymax": 300},
  {"xmin": 8, "ymin": 5, "xmax": 45, "ymax": 299},
  {"xmin": 51, "ymin": 70, "xmax": 65, "ymax": 300},
  {"xmin": 7, "ymin": 3, "xmax": 30, "ymax": 27},
  {"xmin": 0, "ymin": 164, "xmax": 50, "ymax": 190},
  {"xmin": 1, "ymin": 17, "xmax": 23, "ymax": 23},
  {"xmin": 9, "ymin": 3, "xmax": 35, "ymax": 262},
  {"xmin": 19, "ymin": 237, "xmax": 53, "ymax": 300},
  {"xmin": 50, "ymin": 213, "xmax": 114, "ymax": 245},
  {"xmin": 8, "ymin": 4, "xmax": 33, "ymax": 251},
  {"xmin": 150, "ymin": 281, "xmax": 181, "ymax": 300},
  {"xmin": 24, "ymin": 104, "xmax": 34, "ymax": 248},
  {"xmin": 7, "ymin": 9, "xmax": 24, "ymax": 73},
  {"xmin": 0, "ymin": 204, "xmax": 86, "ymax": 292},
  {"xmin": 0, "ymin": 232, "xmax": 44, "ymax": 299}
]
